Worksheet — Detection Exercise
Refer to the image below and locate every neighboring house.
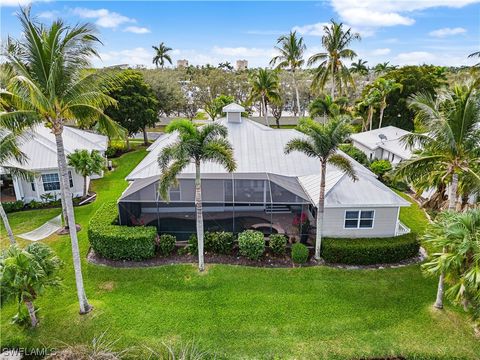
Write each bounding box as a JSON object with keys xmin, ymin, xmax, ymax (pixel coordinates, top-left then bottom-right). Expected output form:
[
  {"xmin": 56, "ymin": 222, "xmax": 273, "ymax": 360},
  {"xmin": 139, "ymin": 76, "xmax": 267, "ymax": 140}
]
[
  {"xmin": 119, "ymin": 104, "xmax": 410, "ymax": 240},
  {"xmin": 350, "ymin": 126, "xmax": 413, "ymax": 164},
  {"xmin": 0, "ymin": 125, "xmax": 107, "ymax": 203}
]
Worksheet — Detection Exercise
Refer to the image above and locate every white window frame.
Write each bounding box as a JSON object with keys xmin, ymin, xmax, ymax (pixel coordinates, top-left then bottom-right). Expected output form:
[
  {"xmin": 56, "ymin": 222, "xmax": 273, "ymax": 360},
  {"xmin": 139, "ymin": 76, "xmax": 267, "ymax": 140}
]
[
  {"xmin": 343, "ymin": 209, "xmax": 375, "ymax": 229},
  {"xmin": 41, "ymin": 173, "xmax": 61, "ymax": 192}
]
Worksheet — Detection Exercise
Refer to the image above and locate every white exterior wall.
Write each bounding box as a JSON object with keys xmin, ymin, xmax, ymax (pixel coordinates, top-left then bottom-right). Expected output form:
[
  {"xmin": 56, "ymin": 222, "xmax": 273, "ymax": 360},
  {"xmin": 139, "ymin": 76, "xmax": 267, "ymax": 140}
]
[
  {"xmin": 352, "ymin": 141, "xmax": 376, "ymax": 162},
  {"xmin": 13, "ymin": 168, "xmax": 86, "ymax": 202},
  {"xmin": 322, "ymin": 206, "xmax": 400, "ymax": 238}
]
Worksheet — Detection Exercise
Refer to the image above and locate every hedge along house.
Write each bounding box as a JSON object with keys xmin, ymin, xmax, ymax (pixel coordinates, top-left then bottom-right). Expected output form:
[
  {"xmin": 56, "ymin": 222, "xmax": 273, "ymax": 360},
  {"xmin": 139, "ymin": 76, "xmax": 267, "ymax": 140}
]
[
  {"xmin": 120, "ymin": 104, "xmax": 411, "ymax": 241},
  {"xmin": 0, "ymin": 124, "xmax": 107, "ymax": 203}
]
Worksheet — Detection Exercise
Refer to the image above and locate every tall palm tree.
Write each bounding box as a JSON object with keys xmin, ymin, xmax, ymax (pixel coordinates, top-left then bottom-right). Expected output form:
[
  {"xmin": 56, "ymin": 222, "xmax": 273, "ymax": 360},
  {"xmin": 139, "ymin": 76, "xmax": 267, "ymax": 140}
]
[
  {"xmin": 372, "ymin": 78, "xmax": 403, "ymax": 128},
  {"xmin": 396, "ymin": 80, "xmax": 480, "ymax": 309},
  {"xmin": 0, "ymin": 7, "xmax": 124, "ymax": 314},
  {"xmin": 248, "ymin": 69, "xmax": 281, "ymax": 126},
  {"xmin": 270, "ymin": 31, "xmax": 306, "ymax": 116},
  {"xmin": 350, "ymin": 59, "xmax": 368, "ymax": 75},
  {"xmin": 152, "ymin": 42, "xmax": 173, "ymax": 69},
  {"xmin": 358, "ymin": 88, "xmax": 381, "ymax": 131},
  {"xmin": 308, "ymin": 20, "xmax": 360, "ymax": 100},
  {"xmin": 468, "ymin": 50, "xmax": 480, "ymax": 67},
  {"xmin": 285, "ymin": 117, "xmax": 357, "ymax": 259},
  {"xmin": 158, "ymin": 119, "xmax": 236, "ymax": 271}
]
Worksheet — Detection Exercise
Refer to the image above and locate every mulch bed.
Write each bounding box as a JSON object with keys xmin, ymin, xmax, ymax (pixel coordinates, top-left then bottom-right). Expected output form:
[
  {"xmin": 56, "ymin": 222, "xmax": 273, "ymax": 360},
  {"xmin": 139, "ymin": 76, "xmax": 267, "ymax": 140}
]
[{"xmin": 87, "ymin": 246, "xmax": 427, "ymax": 270}]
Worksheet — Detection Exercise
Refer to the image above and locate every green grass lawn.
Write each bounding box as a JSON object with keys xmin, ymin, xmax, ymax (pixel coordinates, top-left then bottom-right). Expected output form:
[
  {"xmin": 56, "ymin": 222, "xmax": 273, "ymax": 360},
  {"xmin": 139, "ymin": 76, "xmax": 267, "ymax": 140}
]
[{"xmin": 1, "ymin": 151, "xmax": 479, "ymax": 359}]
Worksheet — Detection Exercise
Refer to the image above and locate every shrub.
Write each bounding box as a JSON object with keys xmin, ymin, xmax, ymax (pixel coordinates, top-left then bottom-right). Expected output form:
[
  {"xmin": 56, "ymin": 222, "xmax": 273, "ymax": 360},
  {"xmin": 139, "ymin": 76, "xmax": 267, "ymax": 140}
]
[
  {"xmin": 88, "ymin": 202, "xmax": 156, "ymax": 261},
  {"xmin": 322, "ymin": 233, "xmax": 419, "ymax": 265},
  {"xmin": 158, "ymin": 234, "xmax": 176, "ymax": 256},
  {"xmin": 291, "ymin": 243, "xmax": 309, "ymax": 264},
  {"xmin": 188, "ymin": 234, "xmax": 198, "ymax": 255},
  {"xmin": 238, "ymin": 230, "xmax": 265, "ymax": 260},
  {"xmin": 105, "ymin": 142, "xmax": 127, "ymax": 158},
  {"xmin": 369, "ymin": 159, "xmax": 392, "ymax": 180},
  {"xmin": 339, "ymin": 143, "xmax": 369, "ymax": 166},
  {"xmin": 2, "ymin": 201, "xmax": 24, "ymax": 213},
  {"xmin": 269, "ymin": 234, "xmax": 287, "ymax": 255},
  {"xmin": 205, "ymin": 231, "xmax": 234, "ymax": 254}
]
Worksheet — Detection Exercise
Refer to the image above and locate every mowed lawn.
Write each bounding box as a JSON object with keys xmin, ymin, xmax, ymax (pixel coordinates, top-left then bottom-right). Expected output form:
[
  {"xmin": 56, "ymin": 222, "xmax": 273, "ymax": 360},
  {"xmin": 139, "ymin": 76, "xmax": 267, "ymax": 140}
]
[{"xmin": 1, "ymin": 150, "xmax": 479, "ymax": 359}]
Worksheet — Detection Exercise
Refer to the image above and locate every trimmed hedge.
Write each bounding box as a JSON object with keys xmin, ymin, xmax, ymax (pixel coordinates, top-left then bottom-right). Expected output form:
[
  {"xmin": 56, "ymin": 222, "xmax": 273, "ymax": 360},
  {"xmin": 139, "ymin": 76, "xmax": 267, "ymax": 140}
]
[
  {"xmin": 322, "ymin": 233, "xmax": 419, "ymax": 265},
  {"xmin": 88, "ymin": 202, "xmax": 157, "ymax": 261}
]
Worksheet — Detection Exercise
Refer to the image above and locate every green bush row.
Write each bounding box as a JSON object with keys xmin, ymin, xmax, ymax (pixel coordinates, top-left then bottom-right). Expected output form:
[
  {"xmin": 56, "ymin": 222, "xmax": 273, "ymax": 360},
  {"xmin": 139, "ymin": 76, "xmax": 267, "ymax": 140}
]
[
  {"xmin": 322, "ymin": 233, "xmax": 419, "ymax": 265},
  {"xmin": 291, "ymin": 243, "xmax": 309, "ymax": 264},
  {"xmin": 238, "ymin": 230, "xmax": 265, "ymax": 260},
  {"xmin": 88, "ymin": 202, "xmax": 157, "ymax": 261}
]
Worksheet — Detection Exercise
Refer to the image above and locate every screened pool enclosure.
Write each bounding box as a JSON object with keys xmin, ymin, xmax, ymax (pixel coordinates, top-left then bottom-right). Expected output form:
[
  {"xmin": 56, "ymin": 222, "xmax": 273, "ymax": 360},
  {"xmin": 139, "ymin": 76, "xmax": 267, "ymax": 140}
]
[{"xmin": 118, "ymin": 173, "xmax": 315, "ymax": 241}]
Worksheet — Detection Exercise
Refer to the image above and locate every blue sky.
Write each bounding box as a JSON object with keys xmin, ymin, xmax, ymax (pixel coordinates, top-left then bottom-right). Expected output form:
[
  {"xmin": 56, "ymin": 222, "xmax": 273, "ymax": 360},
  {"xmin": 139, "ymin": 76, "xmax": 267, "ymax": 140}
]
[{"xmin": 1, "ymin": 1, "xmax": 479, "ymax": 68}]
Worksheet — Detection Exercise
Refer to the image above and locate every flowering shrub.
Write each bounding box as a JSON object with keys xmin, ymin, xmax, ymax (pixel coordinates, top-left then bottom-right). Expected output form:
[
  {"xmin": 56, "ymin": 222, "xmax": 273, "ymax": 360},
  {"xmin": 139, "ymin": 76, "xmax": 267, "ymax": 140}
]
[{"xmin": 292, "ymin": 213, "xmax": 311, "ymax": 233}]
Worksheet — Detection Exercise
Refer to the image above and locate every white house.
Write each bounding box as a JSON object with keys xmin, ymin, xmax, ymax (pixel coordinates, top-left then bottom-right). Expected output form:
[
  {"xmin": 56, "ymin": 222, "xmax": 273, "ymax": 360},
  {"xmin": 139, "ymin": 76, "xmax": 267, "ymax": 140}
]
[
  {"xmin": 0, "ymin": 125, "xmax": 108, "ymax": 203},
  {"xmin": 119, "ymin": 104, "xmax": 410, "ymax": 240},
  {"xmin": 350, "ymin": 126, "xmax": 414, "ymax": 164}
]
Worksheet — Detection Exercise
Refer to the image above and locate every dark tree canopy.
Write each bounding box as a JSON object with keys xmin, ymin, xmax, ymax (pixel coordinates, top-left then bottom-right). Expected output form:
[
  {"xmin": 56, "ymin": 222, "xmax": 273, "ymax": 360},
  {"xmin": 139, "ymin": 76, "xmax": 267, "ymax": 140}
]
[
  {"xmin": 381, "ymin": 65, "xmax": 447, "ymax": 131},
  {"xmin": 105, "ymin": 70, "xmax": 159, "ymax": 137}
]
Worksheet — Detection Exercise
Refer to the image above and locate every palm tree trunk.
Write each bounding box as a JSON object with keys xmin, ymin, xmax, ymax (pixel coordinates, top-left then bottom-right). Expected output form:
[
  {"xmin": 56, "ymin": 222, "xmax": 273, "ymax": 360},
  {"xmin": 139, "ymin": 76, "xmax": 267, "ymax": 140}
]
[
  {"xmin": 24, "ymin": 299, "xmax": 38, "ymax": 327},
  {"xmin": 378, "ymin": 101, "xmax": 386, "ymax": 129},
  {"xmin": 83, "ymin": 176, "xmax": 88, "ymax": 197},
  {"xmin": 434, "ymin": 272, "xmax": 445, "ymax": 309},
  {"xmin": 330, "ymin": 62, "xmax": 335, "ymax": 100},
  {"xmin": 0, "ymin": 202, "xmax": 15, "ymax": 245},
  {"xmin": 315, "ymin": 161, "xmax": 327, "ymax": 260},
  {"xmin": 292, "ymin": 69, "xmax": 301, "ymax": 117},
  {"xmin": 54, "ymin": 128, "xmax": 92, "ymax": 314},
  {"xmin": 126, "ymin": 136, "xmax": 130, "ymax": 151},
  {"xmin": 368, "ymin": 106, "xmax": 373, "ymax": 131},
  {"xmin": 448, "ymin": 173, "xmax": 458, "ymax": 210},
  {"xmin": 195, "ymin": 161, "xmax": 205, "ymax": 272},
  {"xmin": 263, "ymin": 95, "xmax": 269, "ymax": 127}
]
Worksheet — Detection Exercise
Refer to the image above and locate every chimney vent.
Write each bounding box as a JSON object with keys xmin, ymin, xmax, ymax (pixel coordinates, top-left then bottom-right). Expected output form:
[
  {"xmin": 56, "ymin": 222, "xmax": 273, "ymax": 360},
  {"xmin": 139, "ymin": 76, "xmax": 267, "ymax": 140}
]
[{"xmin": 223, "ymin": 103, "xmax": 245, "ymax": 123}]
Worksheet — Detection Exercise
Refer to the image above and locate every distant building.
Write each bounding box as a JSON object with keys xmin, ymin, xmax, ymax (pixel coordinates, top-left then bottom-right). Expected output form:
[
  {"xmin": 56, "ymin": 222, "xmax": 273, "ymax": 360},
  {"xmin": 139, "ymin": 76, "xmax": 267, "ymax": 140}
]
[
  {"xmin": 177, "ymin": 59, "xmax": 189, "ymax": 68},
  {"xmin": 236, "ymin": 59, "xmax": 248, "ymax": 71}
]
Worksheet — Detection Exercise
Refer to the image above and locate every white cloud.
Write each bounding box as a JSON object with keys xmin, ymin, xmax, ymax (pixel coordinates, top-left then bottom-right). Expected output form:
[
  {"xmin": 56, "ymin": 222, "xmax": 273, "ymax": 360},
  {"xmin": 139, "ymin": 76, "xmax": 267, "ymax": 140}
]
[
  {"xmin": 329, "ymin": 0, "xmax": 480, "ymax": 34},
  {"xmin": 96, "ymin": 47, "xmax": 152, "ymax": 67},
  {"xmin": 0, "ymin": 0, "xmax": 34, "ymax": 6},
  {"xmin": 37, "ymin": 10, "xmax": 58, "ymax": 19},
  {"xmin": 292, "ymin": 22, "xmax": 329, "ymax": 36},
  {"xmin": 395, "ymin": 51, "xmax": 436, "ymax": 65},
  {"xmin": 371, "ymin": 48, "xmax": 391, "ymax": 56},
  {"xmin": 123, "ymin": 26, "xmax": 150, "ymax": 34},
  {"xmin": 72, "ymin": 7, "xmax": 135, "ymax": 28},
  {"xmin": 429, "ymin": 27, "xmax": 467, "ymax": 37},
  {"xmin": 212, "ymin": 46, "xmax": 274, "ymax": 58}
]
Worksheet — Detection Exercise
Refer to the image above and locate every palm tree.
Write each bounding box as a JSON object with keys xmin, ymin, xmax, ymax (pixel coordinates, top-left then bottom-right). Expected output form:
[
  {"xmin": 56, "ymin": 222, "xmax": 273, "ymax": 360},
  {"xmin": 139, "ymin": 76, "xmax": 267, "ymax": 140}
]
[
  {"xmin": 350, "ymin": 59, "xmax": 368, "ymax": 75},
  {"xmin": 218, "ymin": 62, "xmax": 234, "ymax": 71},
  {"xmin": 67, "ymin": 149, "xmax": 105, "ymax": 197},
  {"xmin": 285, "ymin": 117, "xmax": 357, "ymax": 259},
  {"xmin": 371, "ymin": 78, "xmax": 403, "ymax": 128},
  {"xmin": 270, "ymin": 31, "xmax": 306, "ymax": 116},
  {"xmin": 158, "ymin": 119, "xmax": 236, "ymax": 271},
  {"xmin": 152, "ymin": 42, "xmax": 173, "ymax": 69},
  {"xmin": 357, "ymin": 88, "xmax": 381, "ymax": 131},
  {"xmin": 0, "ymin": 7, "xmax": 124, "ymax": 314},
  {"xmin": 422, "ymin": 209, "xmax": 480, "ymax": 325},
  {"xmin": 373, "ymin": 62, "xmax": 397, "ymax": 75},
  {"xmin": 396, "ymin": 80, "xmax": 480, "ymax": 309},
  {"xmin": 0, "ymin": 243, "xmax": 62, "ymax": 327},
  {"xmin": 309, "ymin": 94, "xmax": 349, "ymax": 119},
  {"xmin": 468, "ymin": 50, "xmax": 480, "ymax": 67},
  {"xmin": 308, "ymin": 20, "xmax": 360, "ymax": 100},
  {"xmin": 248, "ymin": 69, "xmax": 281, "ymax": 126}
]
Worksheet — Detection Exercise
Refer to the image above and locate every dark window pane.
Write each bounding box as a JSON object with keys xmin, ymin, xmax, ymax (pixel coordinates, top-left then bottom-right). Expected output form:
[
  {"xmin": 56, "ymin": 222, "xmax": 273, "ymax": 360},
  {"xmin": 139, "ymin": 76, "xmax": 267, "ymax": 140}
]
[
  {"xmin": 360, "ymin": 219, "xmax": 373, "ymax": 228},
  {"xmin": 361, "ymin": 211, "xmax": 374, "ymax": 219},
  {"xmin": 345, "ymin": 211, "xmax": 359, "ymax": 219},
  {"xmin": 345, "ymin": 219, "xmax": 358, "ymax": 228}
]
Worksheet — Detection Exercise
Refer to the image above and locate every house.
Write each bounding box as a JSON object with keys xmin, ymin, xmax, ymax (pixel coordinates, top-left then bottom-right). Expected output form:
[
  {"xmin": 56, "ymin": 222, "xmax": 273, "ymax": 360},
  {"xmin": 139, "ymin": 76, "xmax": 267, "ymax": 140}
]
[
  {"xmin": 350, "ymin": 126, "xmax": 413, "ymax": 164},
  {"xmin": 0, "ymin": 125, "xmax": 108, "ymax": 203},
  {"xmin": 119, "ymin": 104, "xmax": 410, "ymax": 240}
]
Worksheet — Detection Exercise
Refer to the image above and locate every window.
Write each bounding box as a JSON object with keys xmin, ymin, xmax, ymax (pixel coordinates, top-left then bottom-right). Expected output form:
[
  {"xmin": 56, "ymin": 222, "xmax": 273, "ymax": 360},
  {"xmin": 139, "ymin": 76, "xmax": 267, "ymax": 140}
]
[
  {"xmin": 41, "ymin": 173, "xmax": 60, "ymax": 191},
  {"xmin": 68, "ymin": 171, "xmax": 73, "ymax": 188},
  {"xmin": 344, "ymin": 210, "xmax": 374, "ymax": 229},
  {"xmin": 169, "ymin": 184, "xmax": 181, "ymax": 201},
  {"xmin": 31, "ymin": 181, "xmax": 35, "ymax": 191}
]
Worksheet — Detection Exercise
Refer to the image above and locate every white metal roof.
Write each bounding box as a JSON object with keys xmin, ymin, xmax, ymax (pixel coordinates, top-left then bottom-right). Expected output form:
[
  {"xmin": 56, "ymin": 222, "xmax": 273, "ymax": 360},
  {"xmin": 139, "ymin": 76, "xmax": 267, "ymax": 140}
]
[
  {"xmin": 1, "ymin": 124, "xmax": 108, "ymax": 171},
  {"xmin": 223, "ymin": 103, "xmax": 245, "ymax": 112},
  {"xmin": 350, "ymin": 126, "xmax": 414, "ymax": 160},
  {"xmin": 125, "ymin": 118, "xmax": 408, "ymax": 208}
]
